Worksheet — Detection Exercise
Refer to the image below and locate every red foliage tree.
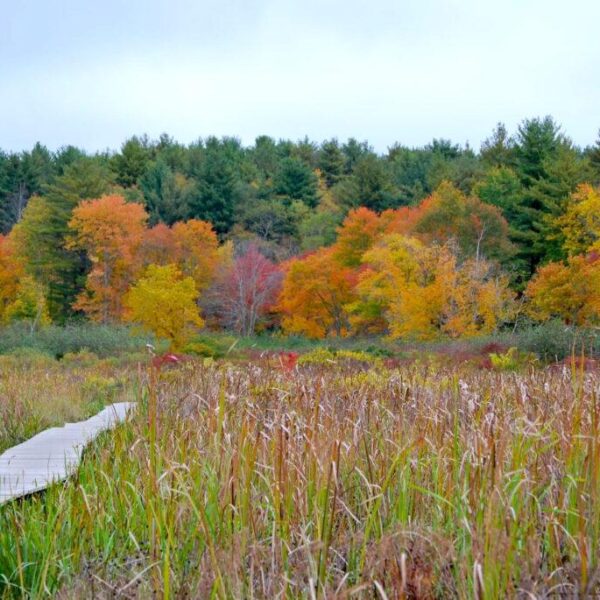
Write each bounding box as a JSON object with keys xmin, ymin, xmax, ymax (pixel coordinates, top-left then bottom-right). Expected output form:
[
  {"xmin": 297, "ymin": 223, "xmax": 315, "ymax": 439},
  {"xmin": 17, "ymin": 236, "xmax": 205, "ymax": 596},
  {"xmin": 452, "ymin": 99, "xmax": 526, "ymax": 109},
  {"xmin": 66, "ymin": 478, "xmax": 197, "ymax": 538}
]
[{"xmin": 214, "ymin": 245, "xmax": 282, "ymax": 335}]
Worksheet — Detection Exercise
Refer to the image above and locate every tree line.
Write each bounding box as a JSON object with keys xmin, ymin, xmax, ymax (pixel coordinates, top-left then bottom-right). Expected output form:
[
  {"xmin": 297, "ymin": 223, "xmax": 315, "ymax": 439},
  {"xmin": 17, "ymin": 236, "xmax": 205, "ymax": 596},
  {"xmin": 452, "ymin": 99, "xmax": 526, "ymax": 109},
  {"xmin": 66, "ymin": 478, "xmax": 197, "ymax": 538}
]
[{"xmin": 0, "ymin": 116, "xmax": 599, "ymax": 345}]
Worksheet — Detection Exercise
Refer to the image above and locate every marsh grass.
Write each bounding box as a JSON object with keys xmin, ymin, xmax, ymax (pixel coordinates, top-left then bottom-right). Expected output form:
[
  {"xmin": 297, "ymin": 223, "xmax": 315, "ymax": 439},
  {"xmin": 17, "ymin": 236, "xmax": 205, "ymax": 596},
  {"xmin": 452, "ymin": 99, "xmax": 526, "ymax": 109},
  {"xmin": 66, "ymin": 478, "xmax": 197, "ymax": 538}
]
[
  {"xmin": 0, "ymin": 351, "xmax": 138, "ymax": 453},
  {"xmin": 0, "ymin": 358, "xmax": 599, "ymax": 598}
]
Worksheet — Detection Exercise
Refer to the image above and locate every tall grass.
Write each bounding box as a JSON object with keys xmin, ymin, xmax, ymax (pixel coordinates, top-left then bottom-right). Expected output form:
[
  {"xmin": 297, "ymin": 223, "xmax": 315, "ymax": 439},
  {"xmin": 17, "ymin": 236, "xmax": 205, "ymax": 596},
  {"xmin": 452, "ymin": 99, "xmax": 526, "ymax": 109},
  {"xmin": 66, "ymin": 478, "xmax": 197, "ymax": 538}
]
[
  {"xmin": 0, "ymin": 351, "xmax": 138, "ymax": 453},
  {"xmin": 1, "ymin": 358, "xmax": 599, "ymax": 597}
]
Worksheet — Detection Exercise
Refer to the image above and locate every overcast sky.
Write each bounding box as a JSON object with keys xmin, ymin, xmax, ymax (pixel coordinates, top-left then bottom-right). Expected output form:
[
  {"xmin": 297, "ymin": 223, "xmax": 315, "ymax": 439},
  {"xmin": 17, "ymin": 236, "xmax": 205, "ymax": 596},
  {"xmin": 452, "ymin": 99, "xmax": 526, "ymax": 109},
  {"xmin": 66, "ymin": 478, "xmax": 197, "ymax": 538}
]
[{"xmin": 1, "ymin": 0, "xmax": 599, "ymax": 154}]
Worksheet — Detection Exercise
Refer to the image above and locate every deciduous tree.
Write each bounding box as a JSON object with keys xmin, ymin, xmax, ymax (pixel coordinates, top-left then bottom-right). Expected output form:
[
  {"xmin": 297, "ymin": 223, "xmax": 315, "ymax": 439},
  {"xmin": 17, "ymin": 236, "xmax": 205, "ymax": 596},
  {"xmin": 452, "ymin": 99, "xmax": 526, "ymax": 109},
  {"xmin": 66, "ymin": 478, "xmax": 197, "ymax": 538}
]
[
  {"xmin": 526, "ymin": 254, "xmax": 600, "ymax": 326},
  {"xmin": 278, "ymin": 247, "xmax": 357, "ymax": 338},
  {"xmin": 214, "ymin": 245, "xmax": 282, "ymax": 335},
  {"xmin": 68, "ymin": 195, "xmax": 147, "ymax": 322},
  {"xmin": 124, "ymin": 264, "xmax": 203, "ymax": 350}
]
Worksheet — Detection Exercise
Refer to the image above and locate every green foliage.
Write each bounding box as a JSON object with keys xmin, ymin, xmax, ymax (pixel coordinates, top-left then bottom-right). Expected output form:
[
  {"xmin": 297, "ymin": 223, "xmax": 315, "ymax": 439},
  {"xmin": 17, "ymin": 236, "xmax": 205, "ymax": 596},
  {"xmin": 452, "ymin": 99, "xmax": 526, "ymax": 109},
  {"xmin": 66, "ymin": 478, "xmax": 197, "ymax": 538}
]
[
  {"xmin": 273, "ymin": 156, "xmax": 318, "ymax": 207},
  {"xmin": 489, "ymin": 346, "xmax": 537, "ymax": 371},
  {"xmin": 0, "ymin": 322, "xmax": 148, "ymax": 358},
  {"xmin": 81, "ymin": 375, "xmax": 123, "ymax": 410},
  {"xmin": 186, "ymin": 137, "xmax": 240, "ymax": 234},
  {"xmin": 111, "ymin": 135, "xmax": 152, "ymax": 187},
  {"xmin": 140, "ymin": 159, "xmax": 186, "ymax": 225},
  {"xmin": 298, "ymin": 347, "xmax": 381, "ymax": 366},
  {"xmin": 512, "ymin": 320, "xmax": 599, "ymax": 361}
]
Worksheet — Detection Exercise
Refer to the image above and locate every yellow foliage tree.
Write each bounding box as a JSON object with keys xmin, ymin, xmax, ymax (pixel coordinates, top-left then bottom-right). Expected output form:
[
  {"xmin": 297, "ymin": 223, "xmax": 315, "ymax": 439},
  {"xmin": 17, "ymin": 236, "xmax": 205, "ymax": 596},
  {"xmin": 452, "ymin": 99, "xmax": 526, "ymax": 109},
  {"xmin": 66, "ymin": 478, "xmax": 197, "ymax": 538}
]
[
  {"xmin": 124, "ymin": 264, "xmax": 204, "ymax": 350},
  {"xmin": 171, "ymin": 219, "xmax": 220, "ymax": 292},
  {"xmin": 557, "ymin": 184, "xmax": 600, "ymax": 256},
  {"xmin": 355, "ymin": 234, "xmax": 514, "ymax": 340},
  {"xmin": 0, "ymin": 233, "xmax": 50, "ymax": 328}
]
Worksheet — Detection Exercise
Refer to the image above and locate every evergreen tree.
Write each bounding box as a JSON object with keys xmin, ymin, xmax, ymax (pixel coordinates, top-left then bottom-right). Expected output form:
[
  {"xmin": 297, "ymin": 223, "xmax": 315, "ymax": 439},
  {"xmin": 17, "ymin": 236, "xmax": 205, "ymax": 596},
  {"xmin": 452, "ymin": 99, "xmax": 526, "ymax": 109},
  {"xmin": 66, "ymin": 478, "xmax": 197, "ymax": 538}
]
[
  {"xmin": 186, "ymin": 137, "xmax": 238, "ymax": 234},
  {"xmin": 387, "ymin": 145, "xmax": 431, "ymax": 204},
  {"xmin": 112, "ymin": 135, "xmax": 152, "ymax": 187},
  {"xmin": 480, "ymin": 122, "xmax": 515, "ymax": 167},
  {"xmin": 318, "ymin": 140, "xmax": 345, "ymax": 188},
  {"xmin": 0, "ymin": 144, "xmax": 54, "ymax": 233},
  {"xmin": 334, "ymin": 154, "xmax": 396, "ymax": 211},
  {"xmin": 273, "ymin": 157, "xmax": 318, "ymax": 207},
  {"xmin": 140, "ymin": 159, "xmax": 191, "ymax": 225},
  {"xmin": 586, "ymin": 129, "xmax": 600, "ymax": 183},
  {"xmin": 342, "ymin": 138, "xmax": 372, "ymax": 174},
  {"xmin": 510, "ymin": 116, "xmax": 567, "ymax": 276}
]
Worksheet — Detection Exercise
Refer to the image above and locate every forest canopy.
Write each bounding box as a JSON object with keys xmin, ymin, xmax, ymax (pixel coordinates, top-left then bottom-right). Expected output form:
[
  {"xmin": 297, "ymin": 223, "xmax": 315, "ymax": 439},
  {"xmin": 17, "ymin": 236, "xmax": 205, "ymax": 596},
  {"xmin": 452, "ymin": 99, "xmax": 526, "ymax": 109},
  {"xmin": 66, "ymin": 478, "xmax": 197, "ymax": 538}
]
[{"xmin": 1, "ymin": 116, "xmax": 599, "ymax": 343}]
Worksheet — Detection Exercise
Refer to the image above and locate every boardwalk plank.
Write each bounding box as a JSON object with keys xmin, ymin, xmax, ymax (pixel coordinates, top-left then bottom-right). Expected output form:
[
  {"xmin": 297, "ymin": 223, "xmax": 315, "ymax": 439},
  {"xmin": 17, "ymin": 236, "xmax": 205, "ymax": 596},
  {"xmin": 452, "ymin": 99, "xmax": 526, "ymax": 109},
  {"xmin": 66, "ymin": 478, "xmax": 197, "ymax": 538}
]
[{"xmin": 0, "ymin": 402, "xmax": 135, "ymax": 504}]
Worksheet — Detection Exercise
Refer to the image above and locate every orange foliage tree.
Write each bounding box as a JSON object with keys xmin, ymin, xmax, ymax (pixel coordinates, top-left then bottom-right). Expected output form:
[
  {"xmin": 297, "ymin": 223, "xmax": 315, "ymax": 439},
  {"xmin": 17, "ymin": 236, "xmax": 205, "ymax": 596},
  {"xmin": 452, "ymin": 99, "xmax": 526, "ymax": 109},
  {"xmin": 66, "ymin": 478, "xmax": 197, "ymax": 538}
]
[
  {"xmin": 525, "ymin": 254, "xmax": 600, "ymax": 326},
  {"xmin": 333, "ymin": 207, "xmax": 384, "ymax": 267},
  {"xmin": 0, "ymin": 233, "xmax": 49, "ymax": 327},
  {"xmin": 278, "ymin": 247, "xmax": 357, "ymax": 338},
  {"xmin": 68, "ymin": 195, "xmax": 148, "ymax": 322},
  {"xmin": 137, "ymin": 223, "xmax": 176, "ymax": 269},
  {"xmin": 0, "ymin": 234, "xmax": 22, "ymax": 321},
  {"xmin": 137, "ymin": 219, "xmax": 220, "ymax": 293}
]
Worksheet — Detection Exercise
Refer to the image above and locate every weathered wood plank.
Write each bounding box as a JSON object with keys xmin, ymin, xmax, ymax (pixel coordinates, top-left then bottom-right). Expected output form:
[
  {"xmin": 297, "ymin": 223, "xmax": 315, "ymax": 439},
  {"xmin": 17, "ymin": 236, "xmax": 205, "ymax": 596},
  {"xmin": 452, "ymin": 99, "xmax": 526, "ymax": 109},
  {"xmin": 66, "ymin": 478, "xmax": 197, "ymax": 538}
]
[{"xmin": 0, "ymin": 402, "xmax": 135, "ymax": 504}]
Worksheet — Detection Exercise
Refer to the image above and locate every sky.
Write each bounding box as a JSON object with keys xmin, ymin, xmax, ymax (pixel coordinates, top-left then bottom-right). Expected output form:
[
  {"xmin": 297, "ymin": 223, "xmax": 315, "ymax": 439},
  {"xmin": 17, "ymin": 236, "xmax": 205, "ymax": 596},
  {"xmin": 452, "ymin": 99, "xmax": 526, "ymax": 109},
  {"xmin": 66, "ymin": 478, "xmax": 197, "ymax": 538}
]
[{"xmin": 1, "ymin": 0, "xmax": 599, "ymax": 154}]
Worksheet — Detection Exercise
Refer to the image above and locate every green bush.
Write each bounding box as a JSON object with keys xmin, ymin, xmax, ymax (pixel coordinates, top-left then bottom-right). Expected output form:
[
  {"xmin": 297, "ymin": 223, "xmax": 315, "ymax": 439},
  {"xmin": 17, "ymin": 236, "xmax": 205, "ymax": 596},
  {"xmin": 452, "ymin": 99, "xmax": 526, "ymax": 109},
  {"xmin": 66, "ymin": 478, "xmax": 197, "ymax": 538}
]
[
  {"xmin": 489, "ymin": 347, "xmax": 537, "ymax": 371},
  {"xmin": 184, "ymin": 334, "xmax": 238, "ymax": 358},
  {"xmin": 298, "ymin": 347, "xmax": 382, "ymax": 366},
  {"xmin": 0, "ymin": 323, "xmax": 150, "ymax": 358},
  {"xmin": 182, "ymin": 341, "xmax": 218, "ymax": 358},
  {"xmin": 512, "ymin": 320, "xmax": 599, "ymax": 361}
]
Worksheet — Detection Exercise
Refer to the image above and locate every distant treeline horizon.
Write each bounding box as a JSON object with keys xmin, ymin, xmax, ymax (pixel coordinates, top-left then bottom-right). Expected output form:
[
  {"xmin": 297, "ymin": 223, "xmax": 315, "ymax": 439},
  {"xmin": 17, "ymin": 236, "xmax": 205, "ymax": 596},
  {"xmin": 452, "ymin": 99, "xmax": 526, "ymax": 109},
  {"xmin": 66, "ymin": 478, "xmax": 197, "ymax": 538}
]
[{"xmin": 0, "ymin": 114, "xmax": 599, "ymax": 335}]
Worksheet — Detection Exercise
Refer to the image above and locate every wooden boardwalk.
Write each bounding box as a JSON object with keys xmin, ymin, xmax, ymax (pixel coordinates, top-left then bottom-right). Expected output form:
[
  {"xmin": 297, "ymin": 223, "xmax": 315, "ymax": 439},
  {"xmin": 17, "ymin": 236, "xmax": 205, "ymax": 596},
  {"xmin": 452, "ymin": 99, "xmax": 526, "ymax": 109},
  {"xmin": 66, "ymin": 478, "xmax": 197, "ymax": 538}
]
[{"xmin": 0, "ymin": 402, "xmax": 135, "ymax": 505}]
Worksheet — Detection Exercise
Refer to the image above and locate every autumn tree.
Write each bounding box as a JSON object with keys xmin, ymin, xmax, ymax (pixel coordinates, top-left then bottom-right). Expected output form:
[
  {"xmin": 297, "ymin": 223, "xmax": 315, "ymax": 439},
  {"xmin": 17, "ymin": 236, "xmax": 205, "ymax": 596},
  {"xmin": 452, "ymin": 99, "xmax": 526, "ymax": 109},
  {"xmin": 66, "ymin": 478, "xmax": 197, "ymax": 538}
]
[
  {"xmin": 354, "ymin": 235, "xmax": 514, "ymax": 340},
  {"xmin": 556, "ymin": 184, "xmax": 600, "ymax": 256},
  {"xmin": 137, "ymin": 223, "xmax": 176, "ymax": 268},
  {"xmin": 0, "ymin": 233, "xmax": 49, "ymax": 328},
  {"xmin": 213, "ymin": 245, "xmax": 282, "ymax": 335},
  {"xmin": 124, "ymin": 264, "xmax": 203, "ymax": 350},
  {"xmin": 0, "ymin": 234, "xmax": 22, "ymax": 321},
  {"xmin": 68, "ymin": 195, "xmax": 147, "ymax": 322},
  {"xmin": 526, "ymin": 254, "xmax": 600, "ymax": 326},
  {"xmin": 171, "ymin": 219, "xmax": 220, "ymax": 293},
  {"xmin": 10, "ymin": 158, "xmax": 112, "ymax": 321},
  {"xmin": 278, "ymin": 247, "xmax": 357, "ymax": 338},
  {"xmin": 333, "ymin": 207, "xmax": 383, "ymax": 267},
  {"xmin": 408, "ymin": 181, "xmax": 513, "ymax": 263}
]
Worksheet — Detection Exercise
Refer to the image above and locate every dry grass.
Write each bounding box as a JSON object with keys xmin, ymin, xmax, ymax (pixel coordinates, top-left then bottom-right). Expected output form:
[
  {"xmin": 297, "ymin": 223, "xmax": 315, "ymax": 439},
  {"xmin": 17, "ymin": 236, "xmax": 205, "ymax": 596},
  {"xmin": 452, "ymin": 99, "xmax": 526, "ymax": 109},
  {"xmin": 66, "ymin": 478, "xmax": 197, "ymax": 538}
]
[
  {"xmin": 1, "ymin": 356, "xmax": 599, "ymax": 598},
  {"xmin": 0, "ymin": 350, "xmax": 138, "ymax": 453}
]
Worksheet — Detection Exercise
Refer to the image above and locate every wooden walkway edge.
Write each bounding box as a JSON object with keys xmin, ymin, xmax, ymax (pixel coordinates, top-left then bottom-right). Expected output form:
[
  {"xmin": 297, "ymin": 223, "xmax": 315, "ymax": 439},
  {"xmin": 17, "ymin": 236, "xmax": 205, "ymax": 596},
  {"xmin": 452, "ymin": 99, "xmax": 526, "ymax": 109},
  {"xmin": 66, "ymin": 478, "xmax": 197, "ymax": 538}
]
[{"xmin": 0, "ymin": 402, "xmax": 135, "ymax": 505}]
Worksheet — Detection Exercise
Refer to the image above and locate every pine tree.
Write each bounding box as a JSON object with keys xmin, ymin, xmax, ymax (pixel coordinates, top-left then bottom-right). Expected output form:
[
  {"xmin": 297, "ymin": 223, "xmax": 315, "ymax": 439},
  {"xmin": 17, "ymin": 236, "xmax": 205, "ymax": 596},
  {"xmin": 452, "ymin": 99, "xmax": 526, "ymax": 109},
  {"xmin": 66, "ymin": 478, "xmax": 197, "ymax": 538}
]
[{"xmin": 319, "ymin": 140, "xmax": 345, "ymax": 188}]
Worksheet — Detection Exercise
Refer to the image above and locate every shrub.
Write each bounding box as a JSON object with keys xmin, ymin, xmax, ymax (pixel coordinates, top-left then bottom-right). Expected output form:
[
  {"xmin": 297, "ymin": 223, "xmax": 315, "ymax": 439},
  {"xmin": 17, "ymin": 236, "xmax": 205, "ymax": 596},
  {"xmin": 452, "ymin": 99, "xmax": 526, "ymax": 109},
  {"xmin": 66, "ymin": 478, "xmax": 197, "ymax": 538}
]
[
  {"xmin": 298, "ymin": 347, "xmax": 381, "ymax": 366},
  {"xmin": 182, "ymin": 341, "xmax": 217, "ymax": 358},
  {"xmin": 489, "ymin": 347, "xmax": 537, "ymax": 371},
  {"xmin": 0, "ymin": 323, "xmax": 149, "ymax": 358},
  {"xmin": 81, "ymin": 375, "xmax": 123, "ymax": 410},
  {"xmin": 513, "ymin": 320, "xmax": 599, "ymax": 361}
]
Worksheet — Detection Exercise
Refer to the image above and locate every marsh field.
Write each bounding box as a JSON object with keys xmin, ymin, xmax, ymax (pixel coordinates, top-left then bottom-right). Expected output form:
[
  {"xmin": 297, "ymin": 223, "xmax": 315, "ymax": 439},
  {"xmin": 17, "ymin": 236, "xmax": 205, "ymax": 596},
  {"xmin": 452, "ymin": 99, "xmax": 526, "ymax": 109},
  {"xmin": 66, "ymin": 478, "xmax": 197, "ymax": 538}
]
[{"xmin": 0, "ymin": 337, "xmax": 599, "ymax": 599}]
